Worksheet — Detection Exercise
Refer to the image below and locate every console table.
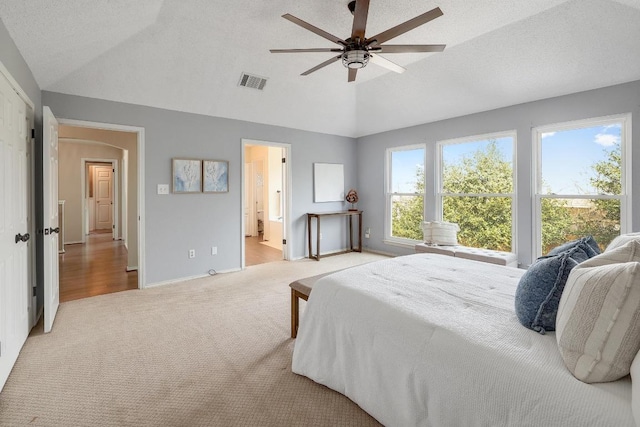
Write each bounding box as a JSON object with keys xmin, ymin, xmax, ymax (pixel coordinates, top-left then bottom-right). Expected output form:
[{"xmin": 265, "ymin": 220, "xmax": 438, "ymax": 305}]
[{"xmin": 307, "ymin": 211, "xmax": 362, "ymax": 260}]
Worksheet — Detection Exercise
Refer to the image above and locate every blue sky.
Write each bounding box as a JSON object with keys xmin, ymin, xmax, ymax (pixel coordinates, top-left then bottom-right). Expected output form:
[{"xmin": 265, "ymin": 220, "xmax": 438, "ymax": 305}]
[
  {"xmin": 391, "ymin": 124, "xmax": 621, "ymax": 194},
  {"xmin": 541, "ymin": 123, "xmax": 621, "ymax": 194}
]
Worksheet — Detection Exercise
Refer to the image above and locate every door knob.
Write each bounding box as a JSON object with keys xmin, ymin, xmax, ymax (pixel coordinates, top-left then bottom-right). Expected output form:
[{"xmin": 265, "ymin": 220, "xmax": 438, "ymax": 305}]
[
  {"xmin": 49, "ymin": 227, "xmax": 60, "ymax": 234},
  {"xmin": 15, "ymin": 233, "xmax": 30, "ymax": 243}
]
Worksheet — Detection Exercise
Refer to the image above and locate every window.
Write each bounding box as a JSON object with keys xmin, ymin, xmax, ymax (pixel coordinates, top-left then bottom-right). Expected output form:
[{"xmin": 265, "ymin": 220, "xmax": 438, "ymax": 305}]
[
  {"xmin": 385, "ymin": 145, "xmax": 425, "ymax": 242},
  {"xmin": 534, "ymin": 115, "xmax": 630, "ymax": 256},
  {"xmin": 437, "ymin": 132, "xmax": 516, "ymax": 252}
]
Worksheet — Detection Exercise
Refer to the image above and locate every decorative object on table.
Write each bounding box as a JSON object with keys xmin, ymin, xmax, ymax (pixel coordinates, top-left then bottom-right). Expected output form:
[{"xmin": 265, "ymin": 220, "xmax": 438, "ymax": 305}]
[
  {"xmin": 345, "ymin": 189, "xmax": 359, "ymax": 211},
  {"xmin": 422, "ymin": 221, "xmax": 459, "ymax": 245},
  {"xmin": 203, "ymin": 159, "xmax": 229, "ymax": 193},
  {"xmin": 172, "ymin": 158, "xmax": 202, "ymax": 193}
]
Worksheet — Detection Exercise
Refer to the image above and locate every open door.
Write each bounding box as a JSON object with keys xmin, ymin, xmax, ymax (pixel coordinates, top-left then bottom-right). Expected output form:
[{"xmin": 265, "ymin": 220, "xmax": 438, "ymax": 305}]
[{"xmin": 43, "ymin": 106, "xmax": 59, "ymax": 333}]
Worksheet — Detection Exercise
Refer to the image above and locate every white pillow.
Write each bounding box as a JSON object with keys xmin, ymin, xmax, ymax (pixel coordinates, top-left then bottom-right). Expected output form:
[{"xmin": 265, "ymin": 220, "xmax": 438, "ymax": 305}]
[
  {"xmin": 556, "ymin": 240, "xmax": 640, "ymax": 383},
  {"xmin": 607, "ymin": 232, "xmax": 640, "ymax": 252},
  {"xmin": 631, "ymin": 352, "xmax": 640, "ymax": 427}
]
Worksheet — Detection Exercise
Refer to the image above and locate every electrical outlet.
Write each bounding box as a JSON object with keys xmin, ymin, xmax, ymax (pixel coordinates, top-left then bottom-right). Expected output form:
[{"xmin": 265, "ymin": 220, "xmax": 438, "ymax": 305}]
[
  {"xmin": 157, "ymin": 184, "xmax": 169, "ymax": 195},
  {"xmin": 365, "ymin": 227, "xmax": 371, "ymax": 238},
  {"xmin": 188, "ymin": 249, "xmax": 195, "ymax": 259},
  {"xmin": 319, "ymin": 233, "xmax": 323, "ymax": 240},
  {"xmin": 211, "ymin": 246, "xmax": 217, "ymax": 255}
]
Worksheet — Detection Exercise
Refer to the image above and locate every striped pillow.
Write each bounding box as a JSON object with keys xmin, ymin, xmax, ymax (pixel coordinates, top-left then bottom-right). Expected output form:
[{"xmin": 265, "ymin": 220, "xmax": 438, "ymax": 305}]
[{"xmin": 556, "ymin": 240, "xmax": 640, "ymax": 383}]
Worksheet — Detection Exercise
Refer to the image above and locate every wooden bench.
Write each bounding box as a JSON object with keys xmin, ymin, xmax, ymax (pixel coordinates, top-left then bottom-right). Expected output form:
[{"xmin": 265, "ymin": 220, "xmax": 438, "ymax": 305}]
[{"xmin": 289, "ymin": 271, "xmax": 335, "ymax": 338}]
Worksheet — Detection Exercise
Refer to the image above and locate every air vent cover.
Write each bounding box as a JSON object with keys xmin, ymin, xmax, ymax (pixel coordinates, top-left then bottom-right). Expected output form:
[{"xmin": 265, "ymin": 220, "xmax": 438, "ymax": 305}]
[{"xmin": 238, "ymin": 73, "xmax": 267, "ymax": 90}]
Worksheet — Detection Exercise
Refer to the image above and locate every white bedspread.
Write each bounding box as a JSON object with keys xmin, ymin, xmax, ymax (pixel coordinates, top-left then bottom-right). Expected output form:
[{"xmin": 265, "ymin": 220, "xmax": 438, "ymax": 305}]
[{"xmin": 292, "ymin": 254, "xmax": 633, "ymax": 427}]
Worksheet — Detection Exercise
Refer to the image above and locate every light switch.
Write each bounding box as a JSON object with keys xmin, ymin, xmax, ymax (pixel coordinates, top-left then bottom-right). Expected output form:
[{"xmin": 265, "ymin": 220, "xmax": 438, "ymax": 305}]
[{"xmin": 157, "ymin": 184, "xmax": 170, "ymax": 195}]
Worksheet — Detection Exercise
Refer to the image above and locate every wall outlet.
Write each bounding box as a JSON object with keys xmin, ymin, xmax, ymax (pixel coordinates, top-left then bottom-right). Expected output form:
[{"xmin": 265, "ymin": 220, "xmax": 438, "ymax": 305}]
[
  {"xmin": 157, "ymin": 184, "xmax": 169, "ymax": 195},
  {"xmin": 365, "ymin": 228, "xmax": 371, "ymax": 239},
  {"xmin": 188, "ymin": 249, "xmax": 195, "ymax": 259},
  {"xmin": 319, "ymin": 233, "xmax": 323, "ymax": 240},
  {"xmin": 211, "ymin": 246, "xmax": 217, "ymax": 255}
]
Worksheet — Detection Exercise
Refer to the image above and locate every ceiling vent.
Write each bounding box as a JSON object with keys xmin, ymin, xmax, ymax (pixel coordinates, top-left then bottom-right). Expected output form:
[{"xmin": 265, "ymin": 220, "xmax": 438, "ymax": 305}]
[{"xmin": 238, "ymin": 73, "xmax": 267, "ymax": 90}]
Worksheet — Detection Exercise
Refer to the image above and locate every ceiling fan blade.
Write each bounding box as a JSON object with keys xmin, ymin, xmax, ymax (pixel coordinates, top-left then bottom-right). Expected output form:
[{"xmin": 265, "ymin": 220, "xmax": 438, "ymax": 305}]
[
  {"xmin": 351, "ymin": 0, "xmax": 370, "ymax": 41},
  {"xmin": 282, "ymin": 14, "xmax": 347, "ymax": 46},
  {"xmin": 348, "ymin": 68, "xmax": 358, "ymax": 82},
  {"xmin": 366, "ymin": 7, "xmax": 443, "ymax": 46},
  {"xmin": 270, "ymin": 48, "xmax": 344, "ymax": 53},
  {"xmin": 301, "ymin": 55, "xmax": 342, "ymax": 76},
  {"xmin": 369, "ymin": 53, "xmax": 406, "ymax": 74},
  {"xmin": 376, "ymin": 44, "xmax": 446, "ymax": 53}
]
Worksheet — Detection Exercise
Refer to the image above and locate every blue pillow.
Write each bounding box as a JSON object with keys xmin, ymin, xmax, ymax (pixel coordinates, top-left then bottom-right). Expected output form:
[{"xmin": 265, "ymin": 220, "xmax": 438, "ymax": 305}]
[
  {"xmin": 515, "ymin": 246, "xmax": 590, "ymax": 334},
  {"xmin": 547, "ymin": 235, "xmax": 600, "ymax": 258}
]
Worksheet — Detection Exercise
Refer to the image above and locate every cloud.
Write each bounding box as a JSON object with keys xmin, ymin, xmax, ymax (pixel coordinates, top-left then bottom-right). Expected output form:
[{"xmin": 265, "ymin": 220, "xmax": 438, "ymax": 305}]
[
  {"xmin": 603, "ymin": 123, "xmax": 622, "ymax": 131},
  {"xmin": 541, "ymin": 132, "xmax": 556, "ymax": 138},
  {"xmin": 594, "ymin": 133, "xmax": 620, "ymax": 147}
]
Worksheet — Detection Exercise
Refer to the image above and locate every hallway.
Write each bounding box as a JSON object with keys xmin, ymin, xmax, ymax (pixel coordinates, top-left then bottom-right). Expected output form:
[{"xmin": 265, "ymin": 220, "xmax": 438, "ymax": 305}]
[{"xmin": 59, "ymin": 231, "xmax": 137, "ymax": 302}]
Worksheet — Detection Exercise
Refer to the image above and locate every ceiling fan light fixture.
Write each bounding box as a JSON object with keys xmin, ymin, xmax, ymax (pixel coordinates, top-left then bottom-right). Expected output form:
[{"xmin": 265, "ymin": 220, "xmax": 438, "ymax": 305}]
[{"xmin": 342, "ymin": 49, "xmax": 369, "ymax": 69}]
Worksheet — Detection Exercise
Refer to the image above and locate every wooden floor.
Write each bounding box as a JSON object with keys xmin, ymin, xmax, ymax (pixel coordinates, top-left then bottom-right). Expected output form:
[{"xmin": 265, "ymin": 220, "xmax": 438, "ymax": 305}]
[
  {"xmin": 59, "ymin": 231, "xmax": 138, "ymax": 302},
  {"xmin": 245, "ymin": 235, "xmax": 282, "ymax": 266}
]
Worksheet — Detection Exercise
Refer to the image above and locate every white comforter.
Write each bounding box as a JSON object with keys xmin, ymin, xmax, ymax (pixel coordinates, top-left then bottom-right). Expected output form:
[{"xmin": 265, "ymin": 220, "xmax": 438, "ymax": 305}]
[{"xmin": 292, "ymin": 254, "xmax": 633, "ymax": 427}]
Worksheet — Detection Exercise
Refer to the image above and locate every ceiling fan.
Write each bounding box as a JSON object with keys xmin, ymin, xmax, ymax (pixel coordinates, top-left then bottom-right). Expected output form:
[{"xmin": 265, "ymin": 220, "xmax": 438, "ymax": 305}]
[{"xmin": 270, "ymin": 0, "xmax": 446, "ymax": 82}]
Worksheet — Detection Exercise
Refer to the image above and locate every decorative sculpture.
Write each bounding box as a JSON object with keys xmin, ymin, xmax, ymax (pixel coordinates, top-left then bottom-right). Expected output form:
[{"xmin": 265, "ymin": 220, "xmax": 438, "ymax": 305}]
[{"xmin": 346, "ymin": 189, "xmax": 359, "ymax": 211}]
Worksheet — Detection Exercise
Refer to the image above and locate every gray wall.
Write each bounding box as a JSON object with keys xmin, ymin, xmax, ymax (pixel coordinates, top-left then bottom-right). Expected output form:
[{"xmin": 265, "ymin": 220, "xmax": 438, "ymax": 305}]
[
  {"xmin": 42, "ymin": 91, "xmax": 357, "ymax": 285},
  {"xmin": 356, "ymin": 80, "xmax": 640, "ymax": 267},
  {"xmin": 0, "ymin": 18, "xmax": 43, "ymax": 311}
]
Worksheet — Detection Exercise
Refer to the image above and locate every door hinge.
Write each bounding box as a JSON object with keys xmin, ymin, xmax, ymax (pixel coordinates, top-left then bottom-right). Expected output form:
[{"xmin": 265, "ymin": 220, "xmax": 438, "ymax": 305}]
[
  {"xmin": 282, "ymin": 239, "xmax": 286, "ymax": 245},
  {"xmin": 112, "ymin": 168, "xmax": 115, "ymax": 172},
  {"xmin": 31, "ymin": 128, "xmax": 35, "ymax": 139},
  {"xmin": 112, "ymin": 224, "xmax": 115, "ymax": 229},
  {"xmin": 32, "ymin": 287, "xmax": 37, "ymax": 297},
  {"xmin": 282, "ymin": 158, "xmax": 286, "ymax": 163}
]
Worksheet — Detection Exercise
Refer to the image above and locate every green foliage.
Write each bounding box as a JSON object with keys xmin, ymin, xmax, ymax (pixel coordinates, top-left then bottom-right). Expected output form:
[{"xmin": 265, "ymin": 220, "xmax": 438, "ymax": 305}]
[
  {"xmin": 442, "ymin": 141, "xmax": 513, "ymax": 251},
  {"xmin": 390, "ymin": 140, "xmax": 622, "ymax": 253},
  {"xmin": 391, "ymin": 166, "xmax": 424, "ymax": 240}
]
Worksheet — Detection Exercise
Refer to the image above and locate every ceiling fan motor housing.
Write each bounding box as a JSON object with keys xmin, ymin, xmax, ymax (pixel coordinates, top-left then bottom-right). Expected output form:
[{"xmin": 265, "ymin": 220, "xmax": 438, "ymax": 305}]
[{"xmin": 342, "ymin": 49, "xmax": 369, "ymax": 69}]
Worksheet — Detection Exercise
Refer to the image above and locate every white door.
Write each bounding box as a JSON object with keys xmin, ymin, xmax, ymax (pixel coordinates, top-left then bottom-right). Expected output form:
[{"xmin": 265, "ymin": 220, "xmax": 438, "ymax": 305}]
[
  {"xmin": 94, "ymin": 165, "xmax": 113, "ymax": 230},
  {"xmin": 43, "ymin": 106, "xmax": 59, "ymax": 334},
  {"xmin": 0, "ymin": 71, "xmax": 31, "ymax": 391}
]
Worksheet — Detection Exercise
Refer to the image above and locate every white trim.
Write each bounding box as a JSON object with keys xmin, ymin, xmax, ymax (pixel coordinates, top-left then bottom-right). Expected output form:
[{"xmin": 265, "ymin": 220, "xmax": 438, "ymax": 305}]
[
  {"xmin": 435, "ymin": 130, "xmax": 517, "ymax": 253},
  {"xmin": 145, "ymin": 268, "xmax": 242, "ymax": 288},
  {"xmin": 79, "ymin": 158, "xmax": 119, "ymax": 241},
  {"xmin": 384, "ymin": 144, "xmax": 427, "ymax": 244},
  {"xmin": 241, "ymin": 138, "xmax": 292, "ymax": 268},
  {"xmin": 57, "ymin": 118, "xmax": 146, "ymax": 289},
  {"xmin": 126, "ymin": 266, "xmax": 138, "ymax": 272},
  {"xmin": 0, "ymin": 60, "xmax": 34, "ymax": 110},
  {"xmin": 532, "ymin": 113, "xmax": 631, "ymax": 258}
]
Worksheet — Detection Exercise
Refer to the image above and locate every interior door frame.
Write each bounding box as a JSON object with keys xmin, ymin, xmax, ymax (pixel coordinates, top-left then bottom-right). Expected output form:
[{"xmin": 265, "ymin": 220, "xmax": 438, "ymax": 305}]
[
  {"xmin": 241, "ymin": 138, "xmax": 292, "ymax": 268},
  {"xmin": 80, "ymin": 158, "xmax": 119, "ymax": 241},
  {"xmin": 57, "ymin": 118, "xmax": 146, "ymax": 289}
]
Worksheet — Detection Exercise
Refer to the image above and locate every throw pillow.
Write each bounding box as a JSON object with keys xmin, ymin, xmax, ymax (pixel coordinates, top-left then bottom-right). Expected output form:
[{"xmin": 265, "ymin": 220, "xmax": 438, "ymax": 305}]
[
  {"xmin": 556, "ymin": 240, "xmax": 640, "ymax": 383},
  {"xmin": 547, "ymin": 235, "xmax": 601, "ymax": 258},
  {"xmin": 606, "ymin": 232, "xmax": 640, "ymax": 252},
  {"xmin": 515, "ymin": 245, "xmax": 590, "ymax": 334}
]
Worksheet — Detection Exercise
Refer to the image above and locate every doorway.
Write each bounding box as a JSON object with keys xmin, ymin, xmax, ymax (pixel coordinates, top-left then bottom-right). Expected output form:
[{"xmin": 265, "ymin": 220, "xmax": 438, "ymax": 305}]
[
  {"xmin": 55, "ymin": 122, "xmax": 144, "ymax": 302},
  {"xmin": 242, "ymin": 139, "xmax": 291, "ymax": 267}
]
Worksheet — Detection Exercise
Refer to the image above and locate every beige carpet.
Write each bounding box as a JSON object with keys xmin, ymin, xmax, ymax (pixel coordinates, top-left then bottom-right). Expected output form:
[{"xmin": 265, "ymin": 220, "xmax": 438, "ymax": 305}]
[{"xmin": 0, "ymin": 252, "xmax": 388, "ymax": 426}]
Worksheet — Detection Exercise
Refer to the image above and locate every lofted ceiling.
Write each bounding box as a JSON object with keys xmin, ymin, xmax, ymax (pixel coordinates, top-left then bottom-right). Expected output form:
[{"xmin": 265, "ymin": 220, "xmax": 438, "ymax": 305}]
[{"xmin": 1, "ymin": 0, "xmax": 639, "ymax": 138}]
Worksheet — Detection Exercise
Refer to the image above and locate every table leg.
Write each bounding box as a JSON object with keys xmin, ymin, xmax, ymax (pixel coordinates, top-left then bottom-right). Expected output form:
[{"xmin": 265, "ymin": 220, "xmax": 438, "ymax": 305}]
[
  {"xmin": 349, "ymin": 215, "xmax": 353, "ymax": 251},
  {"xmin": 307, "ymin": 215, "xmax": 312, "ymax": 259},
  {"xmin": 357, "ymin": 212, "xmax": 362, "ymax": 252},
  {"xmin": 316, "ymin": 216, "xmax": 321, "ymax": 260}
]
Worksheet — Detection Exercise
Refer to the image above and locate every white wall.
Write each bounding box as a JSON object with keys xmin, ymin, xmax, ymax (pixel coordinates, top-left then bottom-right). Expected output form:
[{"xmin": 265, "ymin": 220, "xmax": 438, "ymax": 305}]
[{"xmin": 356, "ymin": 80, "xmax": 640, "ymax": 267}]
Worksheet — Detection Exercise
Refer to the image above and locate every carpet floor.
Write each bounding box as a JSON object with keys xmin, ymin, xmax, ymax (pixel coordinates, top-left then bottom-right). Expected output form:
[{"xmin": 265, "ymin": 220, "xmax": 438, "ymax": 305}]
[{"xmin": 0, "ymin": 252, "xmax": 389, "ymax": 426}]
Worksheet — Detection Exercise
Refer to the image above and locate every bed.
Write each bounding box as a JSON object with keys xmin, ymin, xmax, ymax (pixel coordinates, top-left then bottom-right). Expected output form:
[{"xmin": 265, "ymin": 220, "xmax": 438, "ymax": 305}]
[{"xmin": 292, "ymin": 253, "xmax": 634, "ymax": 426}]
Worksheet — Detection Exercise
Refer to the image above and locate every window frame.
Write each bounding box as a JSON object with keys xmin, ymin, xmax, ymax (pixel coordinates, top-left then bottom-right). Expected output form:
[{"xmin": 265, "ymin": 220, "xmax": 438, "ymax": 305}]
[
  {"xmin": 532, "ymin": 113, "xmax": 632, "ymax": 258},
  {"xmin": 384, "ymin": 143, "xmax": 427, "ymax": 246},
  {"xmin": 435, "ymin": 130, "xmax": 517, "ymax": 253}
]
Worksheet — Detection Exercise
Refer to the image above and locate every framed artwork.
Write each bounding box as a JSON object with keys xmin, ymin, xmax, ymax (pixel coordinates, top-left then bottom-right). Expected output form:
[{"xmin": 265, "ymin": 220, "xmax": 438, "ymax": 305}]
[
  {"xmin": 172, "ymin": 158, "xmax": 202, "ymax": 193},
  {"xmin": 203, "ymin": 160, "xmax": 229, "ymax": 193},
  {"xmin": 313, "ymin": 163, "xmax": 344, "ymax": 202}
]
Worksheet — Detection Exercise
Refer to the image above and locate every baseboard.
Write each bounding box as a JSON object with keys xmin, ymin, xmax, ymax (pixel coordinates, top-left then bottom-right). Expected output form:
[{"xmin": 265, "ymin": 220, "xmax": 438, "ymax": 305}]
[
  {"xmin": 362, "ymin": 248, "xmax": 397, "ymax": 257},
  {"xmin": 126, "ymin": 266, "xmax": 138, "ymax": 272},
  {"xmin": 64, "ymin": 240, "xmax": 83, "ymax": 245},
  {"xmin": 144, "ymin": 268, "xmax": 242, "ymax": 289}
]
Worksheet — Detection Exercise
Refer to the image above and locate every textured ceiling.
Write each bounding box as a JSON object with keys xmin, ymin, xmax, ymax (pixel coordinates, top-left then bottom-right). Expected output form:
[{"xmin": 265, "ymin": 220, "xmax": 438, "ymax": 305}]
[{"xmin": 1, "ymin": 0, "xmax": 639, "ymax": 137}]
